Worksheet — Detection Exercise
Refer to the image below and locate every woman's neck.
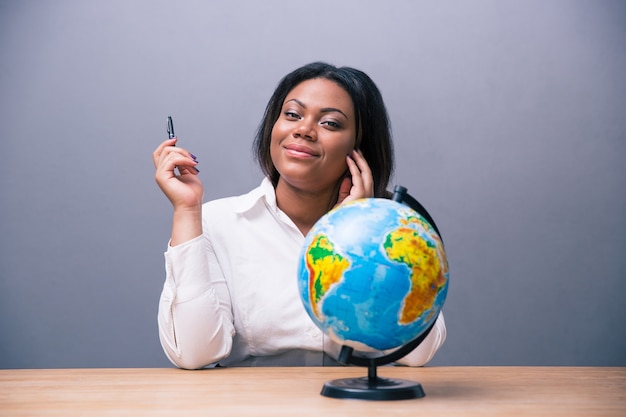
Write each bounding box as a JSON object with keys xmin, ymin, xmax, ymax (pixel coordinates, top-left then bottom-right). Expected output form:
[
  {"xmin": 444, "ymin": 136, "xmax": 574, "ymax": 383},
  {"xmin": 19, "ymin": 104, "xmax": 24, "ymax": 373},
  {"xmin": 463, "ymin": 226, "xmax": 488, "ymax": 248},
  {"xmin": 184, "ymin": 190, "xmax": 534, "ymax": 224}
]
[{"xmin": 274, "ymin": 179, "xmax": 339, "ymax": 236}]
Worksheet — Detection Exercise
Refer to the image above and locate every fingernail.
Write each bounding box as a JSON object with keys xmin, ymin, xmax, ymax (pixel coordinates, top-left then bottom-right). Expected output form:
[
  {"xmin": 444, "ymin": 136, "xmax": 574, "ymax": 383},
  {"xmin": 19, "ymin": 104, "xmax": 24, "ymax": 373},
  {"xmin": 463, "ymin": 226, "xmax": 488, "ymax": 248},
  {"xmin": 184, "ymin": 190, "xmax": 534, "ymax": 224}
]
[
  {"xmin": 190, "ymin": 153, "xmax": 198, "ymax": 161},
  {"xmin": 193, "ymin": 166, "xmax": 200, "ymax": 173}
]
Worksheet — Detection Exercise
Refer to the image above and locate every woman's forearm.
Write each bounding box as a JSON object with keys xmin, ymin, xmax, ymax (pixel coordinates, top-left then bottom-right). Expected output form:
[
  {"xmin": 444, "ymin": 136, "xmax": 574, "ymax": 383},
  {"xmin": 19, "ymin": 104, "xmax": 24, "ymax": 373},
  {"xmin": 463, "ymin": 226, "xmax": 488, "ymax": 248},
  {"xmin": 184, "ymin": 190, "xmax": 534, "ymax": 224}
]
[{"xmin": 170, "ymin": 206, "xmax": 203, "ymax": 247}]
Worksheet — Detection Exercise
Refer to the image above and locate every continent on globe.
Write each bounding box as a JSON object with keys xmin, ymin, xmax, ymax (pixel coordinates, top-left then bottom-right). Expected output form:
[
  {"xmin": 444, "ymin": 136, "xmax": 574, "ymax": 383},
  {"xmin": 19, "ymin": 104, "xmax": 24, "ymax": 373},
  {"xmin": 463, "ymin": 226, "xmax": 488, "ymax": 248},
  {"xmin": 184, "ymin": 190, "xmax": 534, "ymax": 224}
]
[
  {"xmin": 305, "ymin": 234, "xmax": 351, "ymax": 317},
  {"xmin": 384, "ymin": 216, "xmax": 447, "ymax": 325}
]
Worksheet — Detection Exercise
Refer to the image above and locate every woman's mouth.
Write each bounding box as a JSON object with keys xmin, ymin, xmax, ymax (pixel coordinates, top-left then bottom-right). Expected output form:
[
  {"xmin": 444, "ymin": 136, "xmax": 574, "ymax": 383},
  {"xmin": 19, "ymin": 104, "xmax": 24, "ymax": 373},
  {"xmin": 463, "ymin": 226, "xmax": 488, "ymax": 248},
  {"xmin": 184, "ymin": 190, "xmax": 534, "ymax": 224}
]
[{"xmin": 284, "ymin": 144, "xmax": 319, "ymax": 158}]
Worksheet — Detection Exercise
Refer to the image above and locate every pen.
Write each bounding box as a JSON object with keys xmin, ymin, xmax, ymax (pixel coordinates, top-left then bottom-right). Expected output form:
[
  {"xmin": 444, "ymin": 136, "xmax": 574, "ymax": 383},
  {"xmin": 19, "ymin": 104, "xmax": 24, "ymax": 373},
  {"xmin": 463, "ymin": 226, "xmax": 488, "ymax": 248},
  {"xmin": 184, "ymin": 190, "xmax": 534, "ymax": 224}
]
[
  {"xmin": 166, "ymin": 115, "xmax": 199, "ymax": 173},
  {"xmin": 167, "ymin": 116, "xmax": 175, "ymax": 139}
]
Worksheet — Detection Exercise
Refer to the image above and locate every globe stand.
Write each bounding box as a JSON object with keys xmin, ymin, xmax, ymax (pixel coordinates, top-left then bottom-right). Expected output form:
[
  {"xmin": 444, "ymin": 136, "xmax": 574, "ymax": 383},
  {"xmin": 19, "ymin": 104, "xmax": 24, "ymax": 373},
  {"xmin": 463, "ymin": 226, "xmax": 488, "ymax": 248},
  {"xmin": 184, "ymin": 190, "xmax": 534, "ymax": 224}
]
[
  {"xmin": 320, "ymin": 185, "xmax": 443, "ymax": 400},
  {"xmin": 320, "ymin": 320, "xmax": 435, "ymax": 401}
]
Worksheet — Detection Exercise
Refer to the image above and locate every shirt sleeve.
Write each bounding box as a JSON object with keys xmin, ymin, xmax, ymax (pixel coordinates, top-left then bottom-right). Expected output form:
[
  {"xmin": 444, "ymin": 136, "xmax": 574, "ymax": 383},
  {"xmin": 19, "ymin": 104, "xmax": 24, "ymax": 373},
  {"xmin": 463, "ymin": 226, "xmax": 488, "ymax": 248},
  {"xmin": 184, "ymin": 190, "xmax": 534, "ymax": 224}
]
[
  {"xmin": 394, "ymin": 312, "xmax": 447, "ymax": 367},
  {"xmin": 157, "ymin": 234, "xmax": 235, "ymax": 369}
]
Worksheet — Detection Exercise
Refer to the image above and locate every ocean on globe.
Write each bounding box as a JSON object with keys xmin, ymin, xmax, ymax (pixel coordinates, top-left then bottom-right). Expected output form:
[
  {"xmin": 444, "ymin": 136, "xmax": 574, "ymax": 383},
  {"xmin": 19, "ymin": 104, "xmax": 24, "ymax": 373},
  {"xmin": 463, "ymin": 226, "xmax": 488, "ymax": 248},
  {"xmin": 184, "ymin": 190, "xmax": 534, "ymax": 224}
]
[{"xmin": 297, "ymin": 198, "xmax": 448, "ymax": 352}]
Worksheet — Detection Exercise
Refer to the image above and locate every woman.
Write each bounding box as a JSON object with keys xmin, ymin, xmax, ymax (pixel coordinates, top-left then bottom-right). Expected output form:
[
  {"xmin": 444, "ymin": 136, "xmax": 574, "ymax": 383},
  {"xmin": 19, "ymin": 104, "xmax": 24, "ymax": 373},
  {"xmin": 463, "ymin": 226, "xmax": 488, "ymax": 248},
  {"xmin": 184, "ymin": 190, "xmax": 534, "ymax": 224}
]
[{"xmin": 152, "ymin": 62, "xmax": 446, "ymax": 368}]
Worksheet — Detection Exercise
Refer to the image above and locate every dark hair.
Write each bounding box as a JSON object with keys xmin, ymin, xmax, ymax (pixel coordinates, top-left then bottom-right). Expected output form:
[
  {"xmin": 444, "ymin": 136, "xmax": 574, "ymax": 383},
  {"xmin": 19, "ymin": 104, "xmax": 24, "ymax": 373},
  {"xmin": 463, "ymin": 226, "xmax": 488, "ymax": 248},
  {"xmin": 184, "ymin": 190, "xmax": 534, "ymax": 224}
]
[{"xmin": 253, "ymin": 62, "xmax": 394, "ymax": 198}]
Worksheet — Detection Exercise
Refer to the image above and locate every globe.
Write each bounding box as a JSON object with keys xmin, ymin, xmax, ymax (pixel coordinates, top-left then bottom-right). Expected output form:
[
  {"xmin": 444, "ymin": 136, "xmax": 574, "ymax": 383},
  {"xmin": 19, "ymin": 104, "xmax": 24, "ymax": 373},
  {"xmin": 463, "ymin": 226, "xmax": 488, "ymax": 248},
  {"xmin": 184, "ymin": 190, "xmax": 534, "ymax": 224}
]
[{"xmin": 297, "ymin": 197, "xmax": 449, "ymax": 355}]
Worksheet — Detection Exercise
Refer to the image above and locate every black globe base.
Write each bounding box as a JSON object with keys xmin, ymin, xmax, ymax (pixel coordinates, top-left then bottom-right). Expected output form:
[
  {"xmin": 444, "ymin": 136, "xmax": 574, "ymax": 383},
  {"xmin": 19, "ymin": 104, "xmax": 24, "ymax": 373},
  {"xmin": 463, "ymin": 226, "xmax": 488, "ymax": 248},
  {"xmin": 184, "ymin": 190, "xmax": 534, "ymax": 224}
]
[
  {"xmin": 321, "ymin": 376, "xmax": 425, "ymax": 401},
  {"xmin": 322, "ymin": 322, "xmax": 437, "ymax": 401}
]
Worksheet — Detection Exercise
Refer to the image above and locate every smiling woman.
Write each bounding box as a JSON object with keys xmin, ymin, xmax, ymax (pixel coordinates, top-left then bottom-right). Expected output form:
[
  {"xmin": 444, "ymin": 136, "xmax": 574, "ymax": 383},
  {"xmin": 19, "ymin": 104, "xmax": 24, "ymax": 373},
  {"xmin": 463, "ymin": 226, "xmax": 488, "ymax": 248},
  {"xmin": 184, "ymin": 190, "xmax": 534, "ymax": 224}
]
[
  {"xmin": 151, "ymin": 62, "xmax": 447, "ymax": 369},
  {"xmin": 270, "ymin": 78, "xmax": 361, "ymax": 232}
]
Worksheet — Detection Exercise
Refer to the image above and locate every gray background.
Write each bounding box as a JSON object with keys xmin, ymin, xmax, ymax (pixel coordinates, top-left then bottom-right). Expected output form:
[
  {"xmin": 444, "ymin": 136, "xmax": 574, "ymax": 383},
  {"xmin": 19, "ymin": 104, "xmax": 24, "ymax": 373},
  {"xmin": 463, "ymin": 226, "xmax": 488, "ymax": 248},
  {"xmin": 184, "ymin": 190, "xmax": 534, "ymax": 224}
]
[{"xmin": 1, "ymin": 0, "xmax": 624, "ymax": 369}]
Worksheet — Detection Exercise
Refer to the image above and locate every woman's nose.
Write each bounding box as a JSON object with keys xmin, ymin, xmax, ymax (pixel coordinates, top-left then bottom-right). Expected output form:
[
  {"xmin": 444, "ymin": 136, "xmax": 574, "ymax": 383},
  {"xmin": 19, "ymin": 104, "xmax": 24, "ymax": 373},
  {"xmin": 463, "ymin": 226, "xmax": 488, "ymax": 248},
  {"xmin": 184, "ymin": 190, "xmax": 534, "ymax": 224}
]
[{"xmin": 292, "ymin": 120, "xmax": 317, "ymax": 141}]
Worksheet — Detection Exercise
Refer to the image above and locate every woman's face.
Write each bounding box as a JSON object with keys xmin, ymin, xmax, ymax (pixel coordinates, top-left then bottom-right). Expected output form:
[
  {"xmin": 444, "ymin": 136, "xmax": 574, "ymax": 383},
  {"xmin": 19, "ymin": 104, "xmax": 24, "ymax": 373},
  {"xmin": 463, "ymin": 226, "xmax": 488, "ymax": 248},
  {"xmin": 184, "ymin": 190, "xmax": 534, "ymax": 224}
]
[{"xmin": 270, "ymin": 78, "xmax": 356, "ymax": 193}]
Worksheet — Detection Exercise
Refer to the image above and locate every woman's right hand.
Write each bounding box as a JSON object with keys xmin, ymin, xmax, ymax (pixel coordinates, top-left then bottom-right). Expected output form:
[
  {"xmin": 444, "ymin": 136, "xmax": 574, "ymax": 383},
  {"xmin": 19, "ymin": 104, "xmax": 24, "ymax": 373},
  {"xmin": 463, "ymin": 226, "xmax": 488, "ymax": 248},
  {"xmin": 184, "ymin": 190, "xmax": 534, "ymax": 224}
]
[
  {"xmin": 153, "ymin": 138, "xmax": 204, "ymax": 246},
  {"xmin": 153, "ymin": 137, "xmax": 203, "ymax": 210}
]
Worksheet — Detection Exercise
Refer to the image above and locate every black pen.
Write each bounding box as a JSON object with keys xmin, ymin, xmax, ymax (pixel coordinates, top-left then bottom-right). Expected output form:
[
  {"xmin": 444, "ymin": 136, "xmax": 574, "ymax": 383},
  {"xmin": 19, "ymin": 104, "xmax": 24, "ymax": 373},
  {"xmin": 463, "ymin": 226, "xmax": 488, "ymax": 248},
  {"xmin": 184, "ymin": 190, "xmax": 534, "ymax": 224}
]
[
  {"xmin": 167, "ymin": 115, "xmax": 199, "ymax": 173},
  {"xmin": 167, "ymin": 116, "xmax": 176, "ymax": 140}
]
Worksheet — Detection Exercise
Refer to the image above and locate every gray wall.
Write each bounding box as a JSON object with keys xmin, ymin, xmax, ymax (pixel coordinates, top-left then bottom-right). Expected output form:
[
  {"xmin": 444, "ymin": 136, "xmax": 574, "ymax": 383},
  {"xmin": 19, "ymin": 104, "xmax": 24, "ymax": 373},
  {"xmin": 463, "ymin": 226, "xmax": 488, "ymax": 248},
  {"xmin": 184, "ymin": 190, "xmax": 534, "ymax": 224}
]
[{"xmin": 1, "ymin": 0, "xmax": 624, "ymax": 369}]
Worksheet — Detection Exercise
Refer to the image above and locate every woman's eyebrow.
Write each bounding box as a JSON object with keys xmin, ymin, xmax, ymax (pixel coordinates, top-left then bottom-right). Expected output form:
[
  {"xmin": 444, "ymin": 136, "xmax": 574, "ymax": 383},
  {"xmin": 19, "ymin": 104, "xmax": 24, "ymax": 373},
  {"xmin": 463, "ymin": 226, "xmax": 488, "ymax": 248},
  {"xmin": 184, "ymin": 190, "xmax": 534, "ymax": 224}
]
[{"xmin": 285, "ymin": 98, "xmax": 349, "ymax": 120}]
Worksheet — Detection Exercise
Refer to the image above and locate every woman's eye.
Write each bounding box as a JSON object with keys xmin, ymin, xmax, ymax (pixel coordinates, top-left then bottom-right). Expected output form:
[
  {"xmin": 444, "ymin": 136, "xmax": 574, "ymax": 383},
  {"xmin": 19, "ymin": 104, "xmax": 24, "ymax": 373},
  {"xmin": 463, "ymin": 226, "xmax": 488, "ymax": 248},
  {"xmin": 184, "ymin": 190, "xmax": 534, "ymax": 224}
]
[
  {"xmin": 284, "ymin": 111, "xmax": 300, "ymax": 119},
  {"xmin": 322, "ymin": 120, "xmax": 341, "ymax": 129}
]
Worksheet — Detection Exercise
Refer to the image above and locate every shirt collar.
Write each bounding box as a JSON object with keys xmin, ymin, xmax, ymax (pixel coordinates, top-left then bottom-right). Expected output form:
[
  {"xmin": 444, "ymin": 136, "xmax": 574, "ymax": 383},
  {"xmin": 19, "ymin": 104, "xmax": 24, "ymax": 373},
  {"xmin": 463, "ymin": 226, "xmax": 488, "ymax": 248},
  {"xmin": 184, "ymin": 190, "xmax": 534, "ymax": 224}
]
[{"xmin": 233, "ymin": 177, "xmax": 277, "ymax": 214}]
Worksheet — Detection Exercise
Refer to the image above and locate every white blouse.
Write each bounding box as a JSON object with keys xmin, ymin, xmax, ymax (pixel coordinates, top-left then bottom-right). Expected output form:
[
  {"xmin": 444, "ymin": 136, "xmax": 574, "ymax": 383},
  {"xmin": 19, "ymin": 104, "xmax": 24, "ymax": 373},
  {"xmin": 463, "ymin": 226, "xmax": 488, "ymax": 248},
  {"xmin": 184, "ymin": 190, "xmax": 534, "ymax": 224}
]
[{"xmin": 158, "ymin": 178, "xmax": 446, "ymax": 369}]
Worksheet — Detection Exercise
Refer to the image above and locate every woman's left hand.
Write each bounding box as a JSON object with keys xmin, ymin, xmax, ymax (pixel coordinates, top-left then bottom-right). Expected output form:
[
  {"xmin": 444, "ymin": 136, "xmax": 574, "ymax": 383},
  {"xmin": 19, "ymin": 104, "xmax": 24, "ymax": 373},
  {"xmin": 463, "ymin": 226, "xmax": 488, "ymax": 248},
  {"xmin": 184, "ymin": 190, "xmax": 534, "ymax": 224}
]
[{"xmin": 335, "ymin": 149, "xmax": 374, "ymax": 207}]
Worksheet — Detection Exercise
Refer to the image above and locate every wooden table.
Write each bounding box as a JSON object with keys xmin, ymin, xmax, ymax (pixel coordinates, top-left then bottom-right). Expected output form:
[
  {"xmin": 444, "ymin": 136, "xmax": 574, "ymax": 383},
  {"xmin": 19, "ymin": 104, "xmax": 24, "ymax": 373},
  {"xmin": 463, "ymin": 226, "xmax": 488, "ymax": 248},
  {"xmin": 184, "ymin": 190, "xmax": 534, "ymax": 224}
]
[{"xmin": 1, "ymin": 367, "xmax": 625, "ymax": 416}]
